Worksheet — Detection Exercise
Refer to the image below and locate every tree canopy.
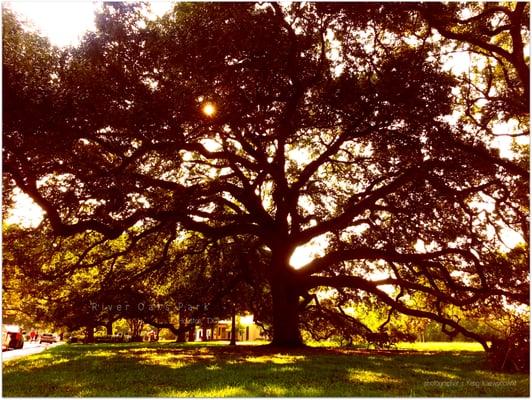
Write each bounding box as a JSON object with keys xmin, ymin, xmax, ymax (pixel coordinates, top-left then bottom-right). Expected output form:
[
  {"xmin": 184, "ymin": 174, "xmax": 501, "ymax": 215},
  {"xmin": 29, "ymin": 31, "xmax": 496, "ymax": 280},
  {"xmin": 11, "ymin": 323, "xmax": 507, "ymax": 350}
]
[{"xmin": 3, "ymin": 2, "xmax": 529, "ymax": 351}]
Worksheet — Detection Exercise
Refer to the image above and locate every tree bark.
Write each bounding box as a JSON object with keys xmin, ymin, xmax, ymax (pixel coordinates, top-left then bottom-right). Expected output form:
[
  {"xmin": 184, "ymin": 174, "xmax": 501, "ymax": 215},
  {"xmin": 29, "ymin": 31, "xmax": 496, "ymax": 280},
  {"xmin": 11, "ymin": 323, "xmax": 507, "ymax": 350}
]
[
  {"xmin": 230, "ymin": 309, "xmax": 236, "ymax": 346},
  {"xmin": 85, "ymin": 324, "xmax": 95, "ymax": 343},
  {"xmin": 105, "ymin": 320, "xmax": 113, "ymax": 335},
  {"xmin": 176, "ymin": 328, "xmax": 187, "ymax": 342},
  {"xmin": 270, "ymin": 267, "xmax": 303, "ymax": 347},
  {"xmin": 176, "ymin": 312, "xmax": 187, "ymax": 342}
]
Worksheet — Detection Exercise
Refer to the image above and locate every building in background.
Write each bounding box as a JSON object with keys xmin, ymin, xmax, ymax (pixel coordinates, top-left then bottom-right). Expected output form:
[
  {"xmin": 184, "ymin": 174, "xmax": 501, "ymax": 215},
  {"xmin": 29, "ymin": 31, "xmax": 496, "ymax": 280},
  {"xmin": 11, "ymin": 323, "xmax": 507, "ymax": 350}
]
[{"xmin": 194, "ymin": 315, "xmax": 266, "ymax": 342}]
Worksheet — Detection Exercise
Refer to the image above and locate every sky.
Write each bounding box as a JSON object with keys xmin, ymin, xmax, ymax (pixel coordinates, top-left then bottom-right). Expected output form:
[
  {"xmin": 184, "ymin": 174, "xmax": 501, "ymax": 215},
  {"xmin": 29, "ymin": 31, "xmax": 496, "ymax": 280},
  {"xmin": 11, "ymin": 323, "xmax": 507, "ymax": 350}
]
[
  {"xmin": 6, "ymin": 1, "xmax": 102, "ymax": 47},
  {"xmin": 6, "ymin": 1, "xmax": 174, "ymax": 47},
  {"xmin": 3, "ymin": 1, "xmax": 525, "ymax": 262}
]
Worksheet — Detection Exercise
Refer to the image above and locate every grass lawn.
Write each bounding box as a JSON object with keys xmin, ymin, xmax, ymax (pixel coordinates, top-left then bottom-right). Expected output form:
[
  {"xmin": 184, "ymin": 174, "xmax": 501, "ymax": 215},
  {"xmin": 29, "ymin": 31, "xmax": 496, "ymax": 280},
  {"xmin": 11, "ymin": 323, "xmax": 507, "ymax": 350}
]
[{"xmin": 2, "ymin": 342, "xmax": 528, "ymax": 397}]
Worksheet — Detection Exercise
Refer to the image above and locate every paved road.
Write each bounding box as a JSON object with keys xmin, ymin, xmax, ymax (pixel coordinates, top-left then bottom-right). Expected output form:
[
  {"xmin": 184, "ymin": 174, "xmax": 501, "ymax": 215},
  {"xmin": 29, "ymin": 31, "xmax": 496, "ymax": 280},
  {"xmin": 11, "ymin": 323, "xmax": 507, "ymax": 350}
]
[{"xmin": 2, "ymin": 341, "xmax": 62, "ymax": 361}]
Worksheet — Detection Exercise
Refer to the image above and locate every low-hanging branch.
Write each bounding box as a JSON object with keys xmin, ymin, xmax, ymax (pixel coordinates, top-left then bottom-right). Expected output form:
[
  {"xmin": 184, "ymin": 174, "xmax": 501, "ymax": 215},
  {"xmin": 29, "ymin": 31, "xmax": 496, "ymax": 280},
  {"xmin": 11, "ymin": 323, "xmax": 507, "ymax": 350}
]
[{"xmin": 303, "ymin": 274, "xmax": 490, "ymax": 350}]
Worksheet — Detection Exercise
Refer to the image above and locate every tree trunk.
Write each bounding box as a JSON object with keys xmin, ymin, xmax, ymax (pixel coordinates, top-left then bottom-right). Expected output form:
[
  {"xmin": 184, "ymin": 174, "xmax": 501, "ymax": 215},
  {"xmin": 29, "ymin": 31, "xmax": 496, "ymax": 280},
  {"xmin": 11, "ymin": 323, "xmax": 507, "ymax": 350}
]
[
  {"xmin": 127, "ymin": 318, "xmax": 144, "ymax": 340},
  {"xmin": 175, "ymin": 312, "xmax": 187, "ymax": 342},
  {"xmin": 270, "ymin": 274, "xmax": 303, "ymax": 347},
  {"xmin": 176, "ymin": 328, "xmax": 187, "ymax": 342},
  {"xmin": 106, "ymin": 321, "xmax": 113, "ymax": 335},
  {"xmin": 85, "ymin": 325, "xmax": 95, "ymax": 343},
  {"xmin": 230, "ymin": 309, "xmax": 236, "ymax": 346}
]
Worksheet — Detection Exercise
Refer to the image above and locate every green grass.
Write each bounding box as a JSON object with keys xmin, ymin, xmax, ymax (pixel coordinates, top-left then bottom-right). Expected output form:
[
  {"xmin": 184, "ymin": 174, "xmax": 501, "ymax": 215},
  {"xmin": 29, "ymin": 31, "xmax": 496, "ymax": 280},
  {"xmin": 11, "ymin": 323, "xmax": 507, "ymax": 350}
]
[
  {"xmin": 396, "ymin": 341, "xmax": 485, "ymax": 352},
  {"xmin": 305, "ymin": 340, "xmax": 486, "ymax": 352},
  {"xmin": 2, "ymin": 342, "xmax": 528, "ymax": 397}
]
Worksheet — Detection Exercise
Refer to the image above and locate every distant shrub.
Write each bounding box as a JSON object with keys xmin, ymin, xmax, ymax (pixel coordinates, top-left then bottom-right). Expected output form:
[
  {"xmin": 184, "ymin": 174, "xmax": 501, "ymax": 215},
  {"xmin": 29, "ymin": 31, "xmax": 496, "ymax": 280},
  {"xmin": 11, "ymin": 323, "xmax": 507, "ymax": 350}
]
[
  {"xmin": 365, "ymin": 328, "xmax": 417, "ymax": 349},
  {"xmin": 94, "ymin": 335, "xmax": 125, "ymax": 343},
  {"xmin": 158, "ymin": 328, "xmax": 176, "ymax": 341}
]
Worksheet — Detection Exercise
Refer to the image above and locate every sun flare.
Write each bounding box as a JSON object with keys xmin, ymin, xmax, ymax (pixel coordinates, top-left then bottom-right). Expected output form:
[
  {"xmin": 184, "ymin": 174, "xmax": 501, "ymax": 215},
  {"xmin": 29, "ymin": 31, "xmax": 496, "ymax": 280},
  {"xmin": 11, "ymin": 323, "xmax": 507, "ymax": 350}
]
[{"xmin": 202, "ymin": 102, "xmax": 216, "ymax": 117}]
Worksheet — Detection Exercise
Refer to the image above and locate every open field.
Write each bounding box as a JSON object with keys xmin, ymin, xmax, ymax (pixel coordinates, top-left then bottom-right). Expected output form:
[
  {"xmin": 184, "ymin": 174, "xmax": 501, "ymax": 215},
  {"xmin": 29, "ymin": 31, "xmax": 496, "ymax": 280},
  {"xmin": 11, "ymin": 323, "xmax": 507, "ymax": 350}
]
[
  {"xmin": 2, "ymin": 342, "xmax": 528, "ymax": 397},
  {"xmin": 395, "ymin": 341, "xmax": 485, "ymax": 352}
]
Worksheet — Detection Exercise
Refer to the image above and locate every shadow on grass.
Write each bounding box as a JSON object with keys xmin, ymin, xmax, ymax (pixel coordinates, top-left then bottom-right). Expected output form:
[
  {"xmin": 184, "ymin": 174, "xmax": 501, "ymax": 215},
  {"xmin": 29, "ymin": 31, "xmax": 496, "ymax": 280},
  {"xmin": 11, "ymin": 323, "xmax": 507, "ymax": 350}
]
[{"xmin": 2, "ymin": 344, "xmax": 529, "ymax": 397}]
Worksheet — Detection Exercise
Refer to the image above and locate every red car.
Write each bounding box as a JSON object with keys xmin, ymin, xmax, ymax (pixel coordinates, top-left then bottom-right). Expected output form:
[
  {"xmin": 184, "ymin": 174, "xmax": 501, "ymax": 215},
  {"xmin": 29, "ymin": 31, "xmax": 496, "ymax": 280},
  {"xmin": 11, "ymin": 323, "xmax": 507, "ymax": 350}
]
[{"xmin": 2, "ymin": 325, "xmax": 24, "ymax": 350}]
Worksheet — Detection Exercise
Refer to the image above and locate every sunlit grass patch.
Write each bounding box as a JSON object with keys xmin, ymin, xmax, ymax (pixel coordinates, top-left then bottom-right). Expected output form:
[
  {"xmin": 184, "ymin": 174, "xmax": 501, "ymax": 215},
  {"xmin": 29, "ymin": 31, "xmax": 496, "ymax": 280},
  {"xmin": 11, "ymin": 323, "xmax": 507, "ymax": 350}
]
[
  {"xmin": 83, "ymin": 349, "xmax": 117, "ymax": 358},
  {"xmin": 307, "ymin": 340, "xmax": 486, "ymax": 352},
  {"xmin": 162, "ymin": 385, "xmax": 251, "ymax": 397},
  {"xmin": 410, "ymin": 368, "xmax": 460, "ymax": 380},
  {"xmin": 348, "ymin": 369, "xmax": 402, "ymax": 384},
  {"xmin": 254, "ymin": 384, "xmax": 289, "ymax": 396},
  {"xmin": 244, "ymin": 354, "xmax": 306, "ymax": 364},
  {"xmin": 136, "ymin": 353, "xmax": 188, "ymax": 369},
  {"xmin": 397, "ymin": 341, "xmax": 484, "ymax": 352},
  {"xmin": 4, "ymin": 354, "xmax": 71, "ymax": 372}
]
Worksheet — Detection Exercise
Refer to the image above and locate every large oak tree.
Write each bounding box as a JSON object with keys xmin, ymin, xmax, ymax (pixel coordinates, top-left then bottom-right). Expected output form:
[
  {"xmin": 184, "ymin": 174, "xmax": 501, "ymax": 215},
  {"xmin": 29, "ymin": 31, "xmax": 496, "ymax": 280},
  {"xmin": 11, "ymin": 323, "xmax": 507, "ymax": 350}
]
[{"xmin": 3, "ymin": 3, "xmax": 529, "ymax": 348}]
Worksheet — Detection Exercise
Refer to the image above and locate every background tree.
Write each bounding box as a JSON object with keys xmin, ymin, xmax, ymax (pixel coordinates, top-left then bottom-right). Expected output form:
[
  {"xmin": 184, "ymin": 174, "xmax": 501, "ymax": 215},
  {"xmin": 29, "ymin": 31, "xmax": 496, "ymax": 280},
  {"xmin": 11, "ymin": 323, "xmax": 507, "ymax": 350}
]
[{"xmin": 3, "ymin": 219, "xmax": 270, "ymax": 343}]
